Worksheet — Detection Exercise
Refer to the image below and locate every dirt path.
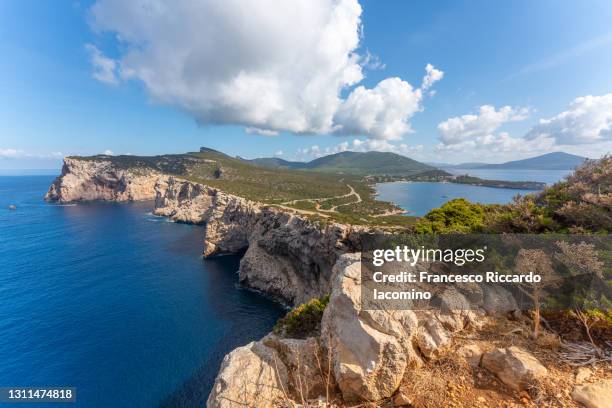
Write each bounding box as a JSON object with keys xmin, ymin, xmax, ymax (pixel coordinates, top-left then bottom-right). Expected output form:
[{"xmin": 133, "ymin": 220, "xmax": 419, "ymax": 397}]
[
  {"xmin": 319, "ymin": 185, "xmax": 361, "ymax": 213},
  {"xmin": 277, "ymin": 183, "xmax": 362, "ymax": 216}
]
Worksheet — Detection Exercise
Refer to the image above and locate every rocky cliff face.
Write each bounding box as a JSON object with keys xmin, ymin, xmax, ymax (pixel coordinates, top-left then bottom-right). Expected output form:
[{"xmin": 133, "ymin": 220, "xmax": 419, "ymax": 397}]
[
  {"xmin": 154, "ymin": 177, "xmax": 366, "ymax": 305},
  {"xmin": 46, "ymin": 158, "xmax": 366, "ymax": 305},
  {"xmin": 206, "ymin": 254, "xmax": 489, "ymax": 407},
  {"xmin": 45, "ymin": 158, "xmax": 163, "ymax": 203}
]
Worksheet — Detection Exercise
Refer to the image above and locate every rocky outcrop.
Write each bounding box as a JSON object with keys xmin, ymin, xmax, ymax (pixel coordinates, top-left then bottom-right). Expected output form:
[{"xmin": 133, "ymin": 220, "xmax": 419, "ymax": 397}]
[
  {"xmin": 207, "ymin": 254, "xmax": 482, "ymax": 407},
  {"xmin": 206, "ymin": 340, "xmax": 289, "ymax": 408},
  {"xmin": 154, "ymin": 177, "xmax": 365, "ymax": 305},
  {"xmin": 45, "ymin": 158, "xmax": 163, "ymax": 203},
  {"xmin": 481, "ymin": 346, "xmax": 548, "ymax": 391},
  {"xmin": 572, "ymin": 378, "xmax": 612, "ymax": 408}
]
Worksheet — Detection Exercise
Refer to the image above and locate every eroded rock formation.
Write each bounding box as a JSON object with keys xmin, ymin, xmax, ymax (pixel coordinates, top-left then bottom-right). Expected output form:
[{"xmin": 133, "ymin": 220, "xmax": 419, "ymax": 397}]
[{"xmin": 45, "ymin": 158, "xmax": 163, "ymax": 203}]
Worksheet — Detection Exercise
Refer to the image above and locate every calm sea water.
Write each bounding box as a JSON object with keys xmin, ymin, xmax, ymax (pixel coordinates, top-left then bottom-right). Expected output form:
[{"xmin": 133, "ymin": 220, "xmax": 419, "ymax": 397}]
[
  {"xmin": 0, "ymin": 176, "xmax": 284, "ymax": 408},
  {"xmin": 376, "ymin": 169, "xmax": 570, "ymax": 216},
  {"xmin": 444, "ymin": 168, "xmax": 572, "ymax": 185}
]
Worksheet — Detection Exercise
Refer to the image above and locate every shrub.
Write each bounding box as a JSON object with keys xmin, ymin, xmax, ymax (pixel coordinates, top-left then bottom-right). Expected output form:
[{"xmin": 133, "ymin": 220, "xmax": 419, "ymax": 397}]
[
  {"xmin": 273, "ymin": 295, "xmax": 330, "ymax": 339},
  {"xmin": 414, "ymin": 198, "xmax": 486, "ymax": 234}
]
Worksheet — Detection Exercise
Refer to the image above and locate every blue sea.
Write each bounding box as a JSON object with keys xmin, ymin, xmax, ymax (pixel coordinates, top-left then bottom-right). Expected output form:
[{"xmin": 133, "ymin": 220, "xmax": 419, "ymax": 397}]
[
  {"xmin": 376, "ymin": 169, "xmax": 570, "ymax": 216},
  {"xmin": 0, "ymin": 176, "xmax": 285, "ymax": 408}
]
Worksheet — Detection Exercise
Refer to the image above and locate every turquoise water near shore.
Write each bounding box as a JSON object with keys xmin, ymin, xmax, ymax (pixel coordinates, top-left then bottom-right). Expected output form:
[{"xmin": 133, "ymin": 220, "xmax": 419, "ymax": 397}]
[
  {"xmin": 0, "ymin": 176, "xmax": 284, "ymax": 407},
  {"xmin": 376, "ymin": 169, "xmax": 570, "ymax": 216}
]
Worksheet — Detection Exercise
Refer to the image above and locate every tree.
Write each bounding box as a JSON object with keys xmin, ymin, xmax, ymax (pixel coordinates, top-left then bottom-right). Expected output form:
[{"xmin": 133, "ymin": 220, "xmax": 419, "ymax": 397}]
[{"xmin": 515, "ymin": 249, "xmax": 554, "ymax": 338}]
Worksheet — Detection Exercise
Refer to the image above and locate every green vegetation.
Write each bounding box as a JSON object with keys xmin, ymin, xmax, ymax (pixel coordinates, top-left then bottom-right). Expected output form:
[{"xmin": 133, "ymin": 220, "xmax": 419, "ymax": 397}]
[
  {"xmin": 414, "ymin": 198, "xmax": 487, "ymax": 233},
  {"xmin": 485, "ymin": 155, "xmax": 611, "ymax": 234},
  {"xmin": 245, "ymin": 150, "xmax": 436, "ymax": 176},
  {"xmin": 451, "ymin": 175, "xmax": 545, "ymax": 190},
  {"xmin": 273, "ymin": 295, "xmax": 330, "ymax": 339},
  {"xmin": 414, "ymin": 155, "xmax": 610, "ymax": 234},
  {"xmin": 303, "ymin": 151, "xmax": 435, "ymax": 176}
]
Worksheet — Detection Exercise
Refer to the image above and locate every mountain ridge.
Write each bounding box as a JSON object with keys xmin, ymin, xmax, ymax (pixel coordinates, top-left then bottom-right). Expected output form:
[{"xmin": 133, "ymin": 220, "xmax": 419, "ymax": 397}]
[
  {"xmin": 243, "ymin": 150, "xmax": 436, "ymax": 176},
  {"xmin": 434, "ymin": 152, "xmax": 587, "ymax": 170}
]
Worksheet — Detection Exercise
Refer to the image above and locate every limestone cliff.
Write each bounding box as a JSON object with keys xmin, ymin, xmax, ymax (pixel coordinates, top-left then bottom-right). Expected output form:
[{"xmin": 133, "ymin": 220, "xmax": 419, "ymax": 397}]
[
  {"xmin": 46, "ymin": 158, "xmax": 366, "ymax": 305},
  {"xmin": 206, "ymin": 254, "xmax": 486, "ymax": 407},
  {"xmin": 154, "ymin": 177, "xmax": 366, "ymax": 305},
  {"xmin": 45, "ymin": 157, "xmax": 163, "ymax": 203}
]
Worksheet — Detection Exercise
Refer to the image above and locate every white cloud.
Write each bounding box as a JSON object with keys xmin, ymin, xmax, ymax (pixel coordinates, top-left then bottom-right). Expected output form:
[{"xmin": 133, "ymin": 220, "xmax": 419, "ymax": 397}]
[
  {"xmin": 85, "ymin": 44, "xmax": 119, "ymax": 85},
  {"xmin": 434, "ymin": 105, "xmax": 552, "ymax": 161},
  {"xmin": 437, "ymin": 105, "xmax": 530, "ymax": 146},
  {"xmin": 103, "ymin": 149, "xmax": 114, "ymax": 155},
  {"xmin": 526, "ymin": 94, "xmax": 612, "ymax": 145},
  {"xmin": 421, "ymin": 63, "xmax": 444, "ymax": 90},
  {"xmin": 333, "ymin": 64, "xmax": 443, "ymax": 140},
  {"xmin": 0, "ymin": 149, "xmax": 21, "ymax": 158},
  {"xmin": 296, "ymin": 138, "xmax": 423, "ymax": 160},
  {"xmin": 245, "ymin": 127, "xmax": 279, "ymax": 136},
  {"xmin": 0, "ymin": 149, "xmax": 64, "ymax": 159},
  {"xmin": 89, "ymin": 0, "xmax": 442, "ymax": 140},
  {"xmin": 333, "ymin": 77, "xmax": 422, "ymax": 140}
]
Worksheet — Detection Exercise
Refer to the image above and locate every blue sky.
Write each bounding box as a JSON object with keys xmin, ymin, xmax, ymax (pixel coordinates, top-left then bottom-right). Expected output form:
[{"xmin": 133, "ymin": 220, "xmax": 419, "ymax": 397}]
[{"xmin": 1, "ymin": 0, "xmax": 611, "ymax": 170}]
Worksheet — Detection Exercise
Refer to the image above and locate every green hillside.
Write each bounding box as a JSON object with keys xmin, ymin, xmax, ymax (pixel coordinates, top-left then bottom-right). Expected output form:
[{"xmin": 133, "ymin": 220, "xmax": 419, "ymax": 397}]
[
  {"xmin": 72, "ymin": 149, "xmax": 413, "ymax": 227},
  {"xmin": 249, "ymin": 151, "xmax": 437, "ymax": 176},
  {"xmin": 244, "ymin": 157, "xmax": 307, "ymax": 169}
]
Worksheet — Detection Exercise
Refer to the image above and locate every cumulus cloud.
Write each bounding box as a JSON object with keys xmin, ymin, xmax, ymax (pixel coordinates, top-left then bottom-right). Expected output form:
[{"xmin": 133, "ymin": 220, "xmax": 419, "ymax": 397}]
[
  {"xmin": 434, "ymin": 105, "xmax": 551, "ymax": 160},
  {"xmin": 526, "ymin": 94, "xmax": 612, "ymax": 145},
  {"xmin": 85, "ymin": 44, "xmax": 119, "ymax": 85},
  {"xmin": 437, "ymin": 105, "xmax": 530, "ymax": 145},
  {"xmin": 333, "ymin": 77, "xmax": 422, "ymax": 140},
  {"xmin": 421, "ymin": 63, "xmax": 444, "ymax": 90},
  {"xmin": 297, "ymin": 138, "xmax": 423, "ymax": 160},
  {"xmin": 89, "ymin": 0, "xmax": 442, "ymax": 140},
  {"xmin": 103, "ymin": 149, "xmax": 114, "ymax": 155}
]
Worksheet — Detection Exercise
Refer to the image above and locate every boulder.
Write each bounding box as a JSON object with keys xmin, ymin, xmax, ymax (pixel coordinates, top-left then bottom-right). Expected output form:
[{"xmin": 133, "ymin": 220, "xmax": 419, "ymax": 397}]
[
  {"xmin": 571, "ymin": 379, "xmax": 612, "ymax": 408},
  {"xmin": 321, "ymin": 254, "xmax": 410, "ymax": 402},
  {"xmin": 575, "ymin": 367, "xmax": 592, "ymax": 384},
  {"xmin": 481, "ymin": 346, "xmax": 548, "ymax": 391},
  {"xmin": 415, "ymin": 318, "xmax": 451, "ymax": 359},
  {"xmin": 481, "ymin": 284, "xmax": 518, "ymax": 315},
  {"xmin": 456, "ymin": 344, "xmax": 483, "ymax": 367},
  {"xmin": 207, "ymin": 341, "xmax": 289, "ymax": 408},
  {"xmin": 263, "ymin": 336, "xmax": 332, "ymax": 401}
]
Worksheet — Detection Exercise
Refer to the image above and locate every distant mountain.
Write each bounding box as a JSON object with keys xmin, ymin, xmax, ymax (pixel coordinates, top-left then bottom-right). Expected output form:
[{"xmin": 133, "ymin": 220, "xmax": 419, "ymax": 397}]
[
  {"xmin": 250, "ymin": 151, "xmax": 437, "ymax": 176},
  {"xmin": 431, "ymin": 152, "xmax": 587, "ymax": 170},
  {"xmin": 246, "ymin": 157, "xmax": 307, "ymax": 169},
  {"xmin": 474, "ymin": 152, "xmax": 587, "ymax": 170}
]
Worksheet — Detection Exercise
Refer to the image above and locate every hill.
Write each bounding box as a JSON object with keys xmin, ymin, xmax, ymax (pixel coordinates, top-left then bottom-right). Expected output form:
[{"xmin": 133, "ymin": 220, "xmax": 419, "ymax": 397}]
[
  {"xmin": 244, "ymin": 157, "xmax": 306, "ymax": 169},
  {"xmin": 475, "ymin": 152, "xmax": 586, "ymax": 170},
  {"xmin": 250, "ymin": 151, "xmax": 436, "ymax": 177}
]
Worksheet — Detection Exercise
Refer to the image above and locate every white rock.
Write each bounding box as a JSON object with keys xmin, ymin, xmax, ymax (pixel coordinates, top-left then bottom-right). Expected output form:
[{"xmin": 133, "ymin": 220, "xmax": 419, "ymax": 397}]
[
  {"xmin": 571, "ymin": 378, "xmax": 612, "ymax": 408},
  {"xmin": 416, "ymin": 318, "xmax": 451, "ymax": 359},
  {"xmin": 575, "ymin": 366, "xmax": 592, "ymax": 384},
  {"xmin": 457, "ymin": 344, "xmax": 483, "ymax": 367},
  {"xmin": 321, "ymin": 255, "xmax": 410, "ymax": 402},
  {"xmin": 572, "ymin": 378, "xmax": 612, "ymax": 408},
  {"xmin": 481, "ymin": 346, "xmax": 548, "ymax": 391},
  {"xmin": 206, "ymin": 341, "xmax": 289, "ymax": 408}
]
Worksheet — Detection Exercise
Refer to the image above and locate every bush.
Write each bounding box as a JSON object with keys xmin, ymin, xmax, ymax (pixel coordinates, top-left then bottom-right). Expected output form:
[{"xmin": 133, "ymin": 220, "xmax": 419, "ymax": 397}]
[
  {"xmin": 414, "ymin": 198, "xmax": 486, "ymax": 234},
  {"xmin": 273, "ymin": 295, "xmax": 330, "ymax": 339}
]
